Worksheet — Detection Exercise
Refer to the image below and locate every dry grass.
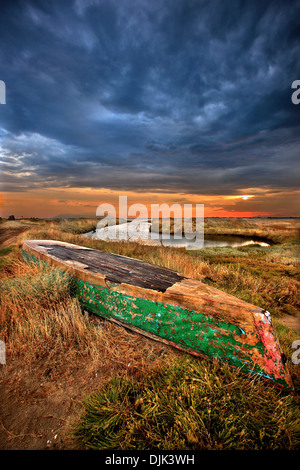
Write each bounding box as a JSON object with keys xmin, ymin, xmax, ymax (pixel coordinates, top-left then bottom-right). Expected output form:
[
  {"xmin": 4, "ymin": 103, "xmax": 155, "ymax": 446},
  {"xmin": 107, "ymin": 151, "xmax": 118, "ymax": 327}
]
[{"xmin": 0, "ymin": 257, "xmax": 177, "ymax": 381}]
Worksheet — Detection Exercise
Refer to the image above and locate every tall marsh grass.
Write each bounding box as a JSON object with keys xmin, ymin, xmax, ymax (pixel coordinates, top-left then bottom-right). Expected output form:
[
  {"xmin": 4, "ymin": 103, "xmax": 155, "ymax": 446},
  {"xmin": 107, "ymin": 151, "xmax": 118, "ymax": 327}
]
[
  {"xmin": 0, "ymin": 260, "xmax": 92, "ymax": 356},
  {"xmin": 0, "ymin": 255, "xmax": 178, "ymax": 378}
]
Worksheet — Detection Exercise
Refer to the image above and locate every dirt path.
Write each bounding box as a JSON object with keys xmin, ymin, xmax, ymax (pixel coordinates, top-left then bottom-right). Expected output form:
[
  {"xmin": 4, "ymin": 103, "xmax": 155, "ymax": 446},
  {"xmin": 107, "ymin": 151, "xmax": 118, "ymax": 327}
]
[
  {"xmin": 0, "ymin": 359, "xmax": 82, "ymax": 450},
  {"xmin": 278, "ymin": 313, "xmax": 300, "ymax": 335},
  {"xmin": 0, "ymin": 321, "xmax": 175, "ymax": 450},
  {"xmin": 0, "ymin": 224, "xmax": 31, "ymax": 249},
  {"xmin": 0, "ymin": 359, "xmax": 117, "ymax": 450}
]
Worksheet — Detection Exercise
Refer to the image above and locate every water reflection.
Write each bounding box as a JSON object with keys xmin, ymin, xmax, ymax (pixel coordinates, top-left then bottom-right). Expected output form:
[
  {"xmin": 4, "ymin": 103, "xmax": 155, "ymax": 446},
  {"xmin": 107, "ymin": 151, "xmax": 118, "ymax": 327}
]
[
  {"xmin": 159, "ymin": 234, "xmax": 271, "ymax": 249},
  {"xmin": 84, "ymin": 223, "xmax": 272, "ymax": 250}
]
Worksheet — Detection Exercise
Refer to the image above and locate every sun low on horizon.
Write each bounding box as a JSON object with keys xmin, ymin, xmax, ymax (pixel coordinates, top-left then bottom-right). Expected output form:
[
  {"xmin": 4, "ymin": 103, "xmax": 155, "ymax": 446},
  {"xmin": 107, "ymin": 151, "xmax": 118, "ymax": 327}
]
[{"xmin": 0, "ymin": 1, "xmax": 300, "ymax": 218}]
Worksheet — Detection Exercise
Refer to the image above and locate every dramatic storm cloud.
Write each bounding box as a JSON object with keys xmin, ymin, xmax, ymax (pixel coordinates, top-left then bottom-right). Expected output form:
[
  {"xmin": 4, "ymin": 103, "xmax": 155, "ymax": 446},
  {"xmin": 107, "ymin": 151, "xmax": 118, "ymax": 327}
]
[{"xmin": 0, "ymin": 0, "xmax": 299, "ymax": 214}]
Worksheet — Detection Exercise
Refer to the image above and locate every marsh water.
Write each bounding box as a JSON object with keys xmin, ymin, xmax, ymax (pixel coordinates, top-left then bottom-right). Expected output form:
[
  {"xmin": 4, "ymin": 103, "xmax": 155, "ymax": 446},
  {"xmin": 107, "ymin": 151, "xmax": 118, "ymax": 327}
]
[
  {"xmin": 84, "ymin": 221, "xmax": 272, "ymax": 250},
  {"xmin": 157, "ymin": 233, "xmax": 272, "ymax": 249}
]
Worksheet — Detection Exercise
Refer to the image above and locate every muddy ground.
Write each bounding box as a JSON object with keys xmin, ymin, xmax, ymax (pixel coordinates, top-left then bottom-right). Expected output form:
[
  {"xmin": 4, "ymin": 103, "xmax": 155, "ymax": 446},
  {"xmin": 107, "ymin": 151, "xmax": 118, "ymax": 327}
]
[{"xmin": 0, "ymin": 320, "xmax": 173, "ymax": 450}]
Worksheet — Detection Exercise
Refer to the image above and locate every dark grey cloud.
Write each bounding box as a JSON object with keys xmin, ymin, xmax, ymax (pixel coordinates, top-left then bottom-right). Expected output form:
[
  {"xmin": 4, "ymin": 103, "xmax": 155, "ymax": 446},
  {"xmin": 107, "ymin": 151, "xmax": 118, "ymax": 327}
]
[{"xmin": 0, "ymin": 0, "xmax": 299, "ymax": 196}]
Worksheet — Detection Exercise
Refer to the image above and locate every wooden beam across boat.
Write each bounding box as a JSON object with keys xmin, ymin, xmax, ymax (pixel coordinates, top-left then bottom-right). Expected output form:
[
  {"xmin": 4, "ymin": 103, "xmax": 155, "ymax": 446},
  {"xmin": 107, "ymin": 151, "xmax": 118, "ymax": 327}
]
[{"xmin": 22, "ymin": 239, "xmax": 294, "ymax": 392}]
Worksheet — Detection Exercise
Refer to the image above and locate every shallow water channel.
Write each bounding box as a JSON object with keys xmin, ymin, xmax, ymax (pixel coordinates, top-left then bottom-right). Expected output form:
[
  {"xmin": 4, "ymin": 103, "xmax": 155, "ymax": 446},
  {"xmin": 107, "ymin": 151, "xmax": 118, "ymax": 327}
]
[
  {"xmin": 84, "ymin": 222, "xmax": 272, "ymax": 250},
  {"xmin": 159, "ymin": 233, "xmax": 272, "ymax": 249}
]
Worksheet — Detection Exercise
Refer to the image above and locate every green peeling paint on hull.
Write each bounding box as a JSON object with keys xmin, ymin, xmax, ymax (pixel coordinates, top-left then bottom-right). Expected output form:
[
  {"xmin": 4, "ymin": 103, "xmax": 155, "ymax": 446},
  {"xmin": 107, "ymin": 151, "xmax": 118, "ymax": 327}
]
[
  {"xmin": 76, "ymin": 277, "xmax": 265, "ymax": 371},
  {"xmin": 21, "ymin": 241, "xmax": 294, "ymax": 392}
]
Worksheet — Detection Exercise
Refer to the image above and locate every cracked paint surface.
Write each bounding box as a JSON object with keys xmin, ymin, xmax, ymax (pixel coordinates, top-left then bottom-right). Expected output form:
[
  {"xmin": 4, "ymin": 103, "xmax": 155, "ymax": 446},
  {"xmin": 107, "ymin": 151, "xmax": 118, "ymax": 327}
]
[
  {"xmin": 75, "ymin": 278, "xmax": 292, "ymax": 391},
  {"xmin": 22, "ymin": 248, "xmax": 294, "ymax": 392}
]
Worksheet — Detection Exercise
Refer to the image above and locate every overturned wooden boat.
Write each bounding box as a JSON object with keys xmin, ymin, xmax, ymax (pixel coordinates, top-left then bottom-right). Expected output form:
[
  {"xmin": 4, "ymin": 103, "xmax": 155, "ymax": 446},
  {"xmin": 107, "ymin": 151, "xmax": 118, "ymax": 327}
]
[{"xmin": 22, "ymin": 240, "xmax": 293, "ymax": 391}]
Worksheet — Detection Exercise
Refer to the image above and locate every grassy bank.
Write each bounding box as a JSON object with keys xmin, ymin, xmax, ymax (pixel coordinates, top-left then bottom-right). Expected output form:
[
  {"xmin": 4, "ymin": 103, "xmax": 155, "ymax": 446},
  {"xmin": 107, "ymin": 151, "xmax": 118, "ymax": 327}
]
[
  {"xmin": 73, "ymin": 357, "xmax": 299, "ymax": 450},
  {"xmin": 0, "ymin": 217, "xmax": 299, "ymax": 449}
]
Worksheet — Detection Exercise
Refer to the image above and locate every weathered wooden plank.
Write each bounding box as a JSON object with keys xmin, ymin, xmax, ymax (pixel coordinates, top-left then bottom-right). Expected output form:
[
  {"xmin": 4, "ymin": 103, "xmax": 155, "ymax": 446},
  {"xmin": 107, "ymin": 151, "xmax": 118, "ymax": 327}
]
[{"xmin": 38, "ymin": 242, "xmax": 185, "ymax": 292}]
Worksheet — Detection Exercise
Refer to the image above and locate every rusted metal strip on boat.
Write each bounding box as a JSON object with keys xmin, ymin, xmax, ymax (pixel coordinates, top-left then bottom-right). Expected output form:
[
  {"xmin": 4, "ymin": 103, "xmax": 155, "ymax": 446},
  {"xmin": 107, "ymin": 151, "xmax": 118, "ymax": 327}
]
[{"xmin": 22, "ymin": 239, "xmax": 294, "ymax": 392}]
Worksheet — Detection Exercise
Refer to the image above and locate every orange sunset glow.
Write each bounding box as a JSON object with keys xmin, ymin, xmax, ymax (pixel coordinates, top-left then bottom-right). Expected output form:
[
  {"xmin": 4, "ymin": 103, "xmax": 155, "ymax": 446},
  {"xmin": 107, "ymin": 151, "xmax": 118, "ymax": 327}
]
[{"xmin": 1, "ymin": 188, "xmax": 300, "ymax": 219}]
